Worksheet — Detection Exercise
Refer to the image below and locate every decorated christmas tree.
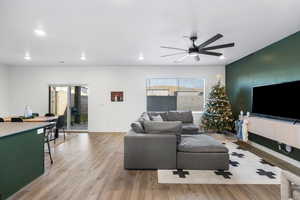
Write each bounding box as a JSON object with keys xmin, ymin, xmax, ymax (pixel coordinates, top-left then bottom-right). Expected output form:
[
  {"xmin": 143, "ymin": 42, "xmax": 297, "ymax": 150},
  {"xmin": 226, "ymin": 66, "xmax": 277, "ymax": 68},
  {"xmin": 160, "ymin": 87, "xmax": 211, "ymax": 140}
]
[{"xmin": 201, "ymin": 81, "xmax": 234, "ymax": 132}]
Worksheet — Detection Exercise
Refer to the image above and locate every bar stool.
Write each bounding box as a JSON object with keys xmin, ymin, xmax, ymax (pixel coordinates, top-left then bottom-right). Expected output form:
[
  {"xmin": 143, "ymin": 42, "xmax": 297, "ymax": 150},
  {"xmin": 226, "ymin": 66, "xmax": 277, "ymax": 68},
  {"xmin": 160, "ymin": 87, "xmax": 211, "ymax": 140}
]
[
  {"xmin": 56, "ymin": 115, "xmax": 66, "ymax": 141},
  {"xmin": 44, "ymin": 123, "xmax": 55, "ymax": 164}
]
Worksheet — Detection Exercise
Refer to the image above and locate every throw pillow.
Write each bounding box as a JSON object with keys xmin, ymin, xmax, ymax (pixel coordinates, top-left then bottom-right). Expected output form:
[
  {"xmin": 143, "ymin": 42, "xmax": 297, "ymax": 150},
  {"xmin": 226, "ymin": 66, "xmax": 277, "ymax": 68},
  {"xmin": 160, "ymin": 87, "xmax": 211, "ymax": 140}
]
[
  {"xmin": 160, "ymin": 112, "xmax": 168, "ymax": 121},
  {"xmin": 130, "ymin": 121, "xmax": 145, "ymax": 133},
  {"xmin": 151, "ymin": 115, "xmax": 163, "ymax": 122},
  {"xmin": 148, "ymin": 112, "xmax": 168, "ymax": 121},
  {"xmin": 140, "ymin": 112, "xmax": 151, "ymax": 121}
]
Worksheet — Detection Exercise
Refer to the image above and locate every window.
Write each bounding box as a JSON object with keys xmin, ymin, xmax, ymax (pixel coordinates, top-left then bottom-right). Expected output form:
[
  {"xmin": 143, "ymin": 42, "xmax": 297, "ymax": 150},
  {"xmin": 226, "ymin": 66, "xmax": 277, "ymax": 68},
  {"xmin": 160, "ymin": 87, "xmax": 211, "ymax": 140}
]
[{"xmin": 146, "ymin": 78, "xmax": 205, "ymax": 112}]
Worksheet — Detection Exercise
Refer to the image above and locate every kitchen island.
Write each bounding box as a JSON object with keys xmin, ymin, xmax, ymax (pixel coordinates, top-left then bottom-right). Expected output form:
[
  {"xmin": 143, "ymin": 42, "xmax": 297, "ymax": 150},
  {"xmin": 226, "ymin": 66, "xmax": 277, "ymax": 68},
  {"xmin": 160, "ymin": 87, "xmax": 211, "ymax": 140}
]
[{"xmin": 0, "ymin": 122, "xmax": 49, "ymax": 200}]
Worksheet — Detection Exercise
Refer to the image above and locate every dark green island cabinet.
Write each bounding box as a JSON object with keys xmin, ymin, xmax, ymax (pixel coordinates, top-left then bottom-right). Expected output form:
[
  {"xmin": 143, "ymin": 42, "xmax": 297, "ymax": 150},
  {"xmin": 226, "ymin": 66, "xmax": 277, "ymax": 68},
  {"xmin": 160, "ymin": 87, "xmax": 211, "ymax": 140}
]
[{"xmin": 0, "ymin": 122, "xmax": 49, "ymax": 200}]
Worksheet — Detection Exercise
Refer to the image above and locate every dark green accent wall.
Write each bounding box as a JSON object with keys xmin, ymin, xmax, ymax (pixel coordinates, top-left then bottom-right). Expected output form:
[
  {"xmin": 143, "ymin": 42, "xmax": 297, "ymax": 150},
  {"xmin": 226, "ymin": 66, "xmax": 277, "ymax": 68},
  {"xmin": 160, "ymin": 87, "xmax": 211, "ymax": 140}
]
[
  {"xmin": 226, "ymin": 31, "xmax": 300, "ymax": 117},
  {"xmin": 226, "ymin": 31, "xmax": 300, "ymax": 161},
  {"xmin": 0, "ymin": 129, "xmax": 44, "ymax": 199}
]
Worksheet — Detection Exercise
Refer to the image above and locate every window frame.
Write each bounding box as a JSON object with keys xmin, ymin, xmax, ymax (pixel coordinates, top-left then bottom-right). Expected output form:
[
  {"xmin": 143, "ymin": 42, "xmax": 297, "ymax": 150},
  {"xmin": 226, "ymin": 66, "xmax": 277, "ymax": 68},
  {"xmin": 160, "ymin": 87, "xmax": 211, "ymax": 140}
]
[{"xmin": 146, "ymin": 78, "xmax": 206, "ymax": 112}]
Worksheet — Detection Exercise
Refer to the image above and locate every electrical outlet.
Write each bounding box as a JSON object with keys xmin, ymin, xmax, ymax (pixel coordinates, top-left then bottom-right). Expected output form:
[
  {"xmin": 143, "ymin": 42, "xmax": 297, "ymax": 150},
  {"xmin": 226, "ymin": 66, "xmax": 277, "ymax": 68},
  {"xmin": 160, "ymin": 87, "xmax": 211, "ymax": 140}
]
[
  {"xmin": 278, "ymin": 143, "xmax": 293, "ymax": 154},
  {"xmin": 37, "ymin": 128, "xmax": 44, "ymax": 134}
]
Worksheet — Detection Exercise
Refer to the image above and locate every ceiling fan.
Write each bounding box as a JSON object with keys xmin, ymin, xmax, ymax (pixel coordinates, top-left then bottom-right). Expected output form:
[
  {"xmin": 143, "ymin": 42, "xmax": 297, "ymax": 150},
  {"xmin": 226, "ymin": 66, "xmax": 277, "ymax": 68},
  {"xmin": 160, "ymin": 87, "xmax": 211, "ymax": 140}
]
[{"xmin": 161, "ymin": 33, "xmax": 235, "ymax": 62}]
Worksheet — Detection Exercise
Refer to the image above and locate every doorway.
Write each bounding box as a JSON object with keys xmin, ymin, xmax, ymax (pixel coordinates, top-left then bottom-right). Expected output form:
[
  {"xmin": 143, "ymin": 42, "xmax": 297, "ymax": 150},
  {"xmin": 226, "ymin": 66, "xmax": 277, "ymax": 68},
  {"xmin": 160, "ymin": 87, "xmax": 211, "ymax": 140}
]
[{"xmin": 49, "ymin": 85, "xmax": 88, "ymax": 131}]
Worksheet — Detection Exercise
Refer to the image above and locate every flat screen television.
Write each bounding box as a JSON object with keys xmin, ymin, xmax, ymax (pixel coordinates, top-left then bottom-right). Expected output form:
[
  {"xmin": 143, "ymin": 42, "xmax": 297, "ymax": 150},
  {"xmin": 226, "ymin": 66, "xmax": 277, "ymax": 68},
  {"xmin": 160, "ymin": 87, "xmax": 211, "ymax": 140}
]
[{"xmin": 252, "ymin": 80, "xmax": 300, "ymax": 121}]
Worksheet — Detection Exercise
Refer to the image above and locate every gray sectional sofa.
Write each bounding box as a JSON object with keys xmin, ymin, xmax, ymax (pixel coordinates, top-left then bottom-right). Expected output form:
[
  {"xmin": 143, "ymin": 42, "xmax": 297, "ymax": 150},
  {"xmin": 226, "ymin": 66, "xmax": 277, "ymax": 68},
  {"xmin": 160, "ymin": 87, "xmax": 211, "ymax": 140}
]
[{"xmin": 124, "ymin": 111, "xmax": 229, "ymax": 170}]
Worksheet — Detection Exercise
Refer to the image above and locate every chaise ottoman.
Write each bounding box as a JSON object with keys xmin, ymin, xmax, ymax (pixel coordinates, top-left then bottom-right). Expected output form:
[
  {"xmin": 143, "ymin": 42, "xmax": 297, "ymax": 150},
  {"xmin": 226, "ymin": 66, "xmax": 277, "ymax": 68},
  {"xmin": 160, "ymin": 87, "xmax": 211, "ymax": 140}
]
[{"xmin": 177, "ymin": 135, "xmax": 229, "ymax": 170}]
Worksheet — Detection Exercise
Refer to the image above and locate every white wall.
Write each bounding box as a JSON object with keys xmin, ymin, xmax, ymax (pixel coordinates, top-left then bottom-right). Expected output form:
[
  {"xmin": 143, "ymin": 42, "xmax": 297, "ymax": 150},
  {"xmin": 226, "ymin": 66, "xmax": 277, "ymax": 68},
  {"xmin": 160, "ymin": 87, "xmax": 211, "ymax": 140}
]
[
  {"xmin": 7, "ymin": 66, "xmax": 225, "ymax": 132},
  {"xmin": 0, "ymin": 64, "xmax": 9, "ymax": 116}
]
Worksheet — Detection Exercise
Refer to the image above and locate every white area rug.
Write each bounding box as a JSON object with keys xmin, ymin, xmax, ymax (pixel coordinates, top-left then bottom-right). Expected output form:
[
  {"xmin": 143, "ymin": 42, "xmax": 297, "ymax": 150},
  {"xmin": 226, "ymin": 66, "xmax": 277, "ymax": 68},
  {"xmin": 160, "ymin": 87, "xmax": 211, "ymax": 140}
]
[{"xmin": 158, "ymin": 135, "xmax": 281, "ymax": 184}]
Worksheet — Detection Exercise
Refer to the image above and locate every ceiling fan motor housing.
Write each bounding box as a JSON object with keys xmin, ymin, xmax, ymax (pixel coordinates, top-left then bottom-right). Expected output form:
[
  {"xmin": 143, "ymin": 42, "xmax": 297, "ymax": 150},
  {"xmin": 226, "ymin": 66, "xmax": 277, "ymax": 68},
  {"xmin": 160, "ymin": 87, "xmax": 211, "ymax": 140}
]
[
  {"xmin": 190, "ymin": 35, "xmax": 198, "ymax": 41},
  {"xmin": 188, "ymin": 47, "xmax": 199, "ymax": 54}
]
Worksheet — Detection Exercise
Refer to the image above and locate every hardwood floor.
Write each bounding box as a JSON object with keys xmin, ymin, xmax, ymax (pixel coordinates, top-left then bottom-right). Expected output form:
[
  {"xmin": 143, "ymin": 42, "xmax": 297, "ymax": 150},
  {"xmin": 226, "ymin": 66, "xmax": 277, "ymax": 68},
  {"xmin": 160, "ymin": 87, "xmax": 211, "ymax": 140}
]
[{"xmin": 10, "ymin": 133, "xmax": 280, "ymax": 200}]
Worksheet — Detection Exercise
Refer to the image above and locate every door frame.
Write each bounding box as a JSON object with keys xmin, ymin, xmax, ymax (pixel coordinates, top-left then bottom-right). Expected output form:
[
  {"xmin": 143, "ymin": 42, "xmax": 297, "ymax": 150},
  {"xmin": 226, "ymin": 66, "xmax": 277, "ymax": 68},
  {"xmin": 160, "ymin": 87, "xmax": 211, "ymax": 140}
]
[{"xmin": 48, "ymin": 84, "xmax": 88, "ymax": 130}]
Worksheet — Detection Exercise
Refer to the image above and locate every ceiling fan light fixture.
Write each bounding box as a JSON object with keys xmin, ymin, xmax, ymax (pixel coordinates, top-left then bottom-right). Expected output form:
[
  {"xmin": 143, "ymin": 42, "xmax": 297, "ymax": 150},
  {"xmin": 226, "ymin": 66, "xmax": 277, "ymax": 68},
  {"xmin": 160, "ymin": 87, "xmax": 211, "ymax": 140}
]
[
  {"xmin": 219, "ymin": 55, "xmax": 225, "ymax": 60},
  {"xmin": 80, "ymin": 53, "xmax": 86, "ymax": 61},
  {"xmin": 34, "ymin": 28, "xmax": 47, "ymax": 37},
  {"xmin": 189, "ymin": 52, "xmax": 198, "ymax": 57},
  {"xmin": 24, "ymin": 52, "xmax": 31, "ymax": 61}
]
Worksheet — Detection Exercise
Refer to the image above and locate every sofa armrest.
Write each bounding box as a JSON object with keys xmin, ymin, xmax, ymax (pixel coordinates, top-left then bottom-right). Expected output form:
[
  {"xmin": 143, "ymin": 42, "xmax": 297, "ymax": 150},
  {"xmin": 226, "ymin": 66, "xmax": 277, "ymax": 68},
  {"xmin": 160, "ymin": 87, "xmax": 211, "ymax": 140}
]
[{"xmin": 124, "ymin": 130, "xmax": 177, "ymax": 169}]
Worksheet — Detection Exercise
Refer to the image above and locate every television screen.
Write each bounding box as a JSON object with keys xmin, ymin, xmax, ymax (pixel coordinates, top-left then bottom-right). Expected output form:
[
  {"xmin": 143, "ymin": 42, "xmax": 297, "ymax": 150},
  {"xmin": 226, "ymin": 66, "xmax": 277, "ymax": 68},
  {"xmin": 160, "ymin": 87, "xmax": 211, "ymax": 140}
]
[{"xmin": 252, "ymin": 80, "xmax": 300, "ymax": 120}]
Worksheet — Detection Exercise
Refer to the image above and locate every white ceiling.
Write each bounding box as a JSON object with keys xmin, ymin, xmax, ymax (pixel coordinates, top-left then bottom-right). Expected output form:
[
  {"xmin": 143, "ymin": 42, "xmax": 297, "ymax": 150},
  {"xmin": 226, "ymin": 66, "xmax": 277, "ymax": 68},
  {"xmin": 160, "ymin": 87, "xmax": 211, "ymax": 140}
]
[{"xmin": 0, "ymin": 0, "xmax": 299, "ymax": 66}]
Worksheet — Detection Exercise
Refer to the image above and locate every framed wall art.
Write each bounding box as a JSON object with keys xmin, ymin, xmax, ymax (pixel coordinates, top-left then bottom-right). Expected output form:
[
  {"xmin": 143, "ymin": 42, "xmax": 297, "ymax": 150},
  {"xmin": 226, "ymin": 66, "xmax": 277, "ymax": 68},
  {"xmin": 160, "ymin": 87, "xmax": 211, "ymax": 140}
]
[{"xmin": 111, "ymin": 91, "xmax": 124, "ymax": 102}]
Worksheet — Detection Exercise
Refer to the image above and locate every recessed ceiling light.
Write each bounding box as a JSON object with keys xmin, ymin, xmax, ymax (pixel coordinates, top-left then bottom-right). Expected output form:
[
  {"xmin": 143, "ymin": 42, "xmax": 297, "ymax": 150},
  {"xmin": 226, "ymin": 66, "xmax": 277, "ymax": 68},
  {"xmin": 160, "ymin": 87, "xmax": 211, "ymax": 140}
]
[
  {"xmin": 80, "ymin": 53, "xmax": 86, "ymax": 61},
  {"xmin": 34, "ymin": 28, "xmax": 47, "ymax": 37},
  {"xmin": 24, "ymin": 55, "xmax": 31, "ymax": 60},
  {"xmin": 219, "ymin": 55, "xmax": 225, "ymax": 60},
  {"xmin": 138, "ymin": 53, "xmax": 144, "ymax": 61},
  {"xmin": 24, "ymin": 53, "xmax": 31, "ymax": 61}
]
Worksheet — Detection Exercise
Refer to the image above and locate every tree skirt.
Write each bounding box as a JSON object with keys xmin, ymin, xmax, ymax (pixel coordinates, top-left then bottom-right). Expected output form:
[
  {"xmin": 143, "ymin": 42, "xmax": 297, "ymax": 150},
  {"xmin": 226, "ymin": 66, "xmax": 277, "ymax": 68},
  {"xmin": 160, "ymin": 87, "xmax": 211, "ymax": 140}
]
[{"xmin": 158, "ymin": 137, "xmax": 281, "ymax": 184}]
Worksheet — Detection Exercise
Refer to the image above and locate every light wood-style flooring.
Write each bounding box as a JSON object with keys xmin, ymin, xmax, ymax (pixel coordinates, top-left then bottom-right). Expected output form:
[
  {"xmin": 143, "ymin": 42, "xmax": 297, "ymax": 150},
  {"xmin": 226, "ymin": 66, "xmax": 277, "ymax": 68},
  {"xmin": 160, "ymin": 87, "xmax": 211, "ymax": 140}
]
[{"xmin": 10, "ymin": 133, "xmax": 281, "ymax": 200}]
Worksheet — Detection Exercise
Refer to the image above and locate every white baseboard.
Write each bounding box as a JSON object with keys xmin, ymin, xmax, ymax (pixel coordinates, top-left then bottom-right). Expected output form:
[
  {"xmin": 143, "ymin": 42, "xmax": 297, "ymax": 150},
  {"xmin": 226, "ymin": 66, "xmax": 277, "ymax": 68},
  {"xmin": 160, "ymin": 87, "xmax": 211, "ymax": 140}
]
[{"xmin": 248, "ymin": 141, "xmax": 300, "ymax": 169}]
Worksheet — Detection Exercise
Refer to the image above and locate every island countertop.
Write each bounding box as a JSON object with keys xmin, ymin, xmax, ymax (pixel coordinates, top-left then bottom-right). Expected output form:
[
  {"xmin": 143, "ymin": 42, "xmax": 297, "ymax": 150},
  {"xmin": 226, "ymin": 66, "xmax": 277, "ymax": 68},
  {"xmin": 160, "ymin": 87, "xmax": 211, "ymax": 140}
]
[{"xmin": 0, "ymin": 122, "xmax": 50, "ymax": 138}]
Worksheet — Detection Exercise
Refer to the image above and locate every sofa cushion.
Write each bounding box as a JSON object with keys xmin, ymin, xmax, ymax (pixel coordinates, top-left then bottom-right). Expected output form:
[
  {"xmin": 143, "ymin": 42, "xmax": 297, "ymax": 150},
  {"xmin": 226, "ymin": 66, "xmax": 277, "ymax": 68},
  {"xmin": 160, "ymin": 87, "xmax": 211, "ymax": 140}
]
[
  {"xmin": 167, "ymin": 111, "xmax": 193, "ymax": 123},
  {"xmin": 182, "ymin": 123, "xmax": 199, "ymax": 134},
  {"xmin": 166, "ymin": 111, "xmax": 180, "ymax": 121},
  {"xmin": 130, "ymin": 121, "xmax": 145, "ymax": 133},
  {"xmin": 143, "ymin": 121, "xmax": 182, "ymax": 135},
  {"xmin": 181, "ymin": 111, "xmax": 194, "ymax": 123},
  {"xmin": 178, "ymin": 135, "xmax": 228, "ymax": 153}
]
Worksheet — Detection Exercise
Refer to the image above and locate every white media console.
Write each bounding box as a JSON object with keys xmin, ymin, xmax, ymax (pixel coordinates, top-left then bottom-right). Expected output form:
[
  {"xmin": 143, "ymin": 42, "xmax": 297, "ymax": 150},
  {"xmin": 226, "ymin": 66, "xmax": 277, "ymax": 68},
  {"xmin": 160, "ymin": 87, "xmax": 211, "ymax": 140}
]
[
  {"xmin": 247, "ymin": 116, "xmax": 300, "ymax": 167},
  {"xmin": 248, "ymin": 116, "xmax": 300, "ymax": 149}
]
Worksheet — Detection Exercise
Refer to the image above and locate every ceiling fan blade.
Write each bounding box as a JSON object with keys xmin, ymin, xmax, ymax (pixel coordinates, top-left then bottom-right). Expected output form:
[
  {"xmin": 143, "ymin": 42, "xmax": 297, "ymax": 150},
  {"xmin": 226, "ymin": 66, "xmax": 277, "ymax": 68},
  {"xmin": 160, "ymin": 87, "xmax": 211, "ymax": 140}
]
[
  {"xmin": 160, "ymin": 52, "xmax": 187, "ymax": 57},
  {"xmin": 197, "ymin": 34, "xmax": 223, "ymax": 49},
  {"xmin": 199, "ymin": 51, "xmax": 222, "ymax": 56},
  {"xmin": 160, "ymin": 46, "xmax": 188, "ymax": 52},
  {"xmin": 202, "ymin": 43, "xmax": 235, "ymax": 51},
  {"xmin": 194, "ymin": 55, "xmax": 200, "ymax": 62},
  {"xmin": 174, "ymin": 54, "xmax": 189, "ymax": 63}
]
